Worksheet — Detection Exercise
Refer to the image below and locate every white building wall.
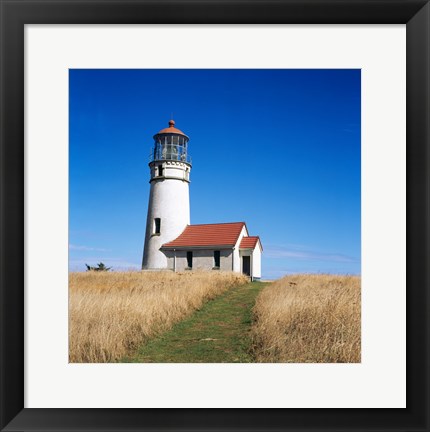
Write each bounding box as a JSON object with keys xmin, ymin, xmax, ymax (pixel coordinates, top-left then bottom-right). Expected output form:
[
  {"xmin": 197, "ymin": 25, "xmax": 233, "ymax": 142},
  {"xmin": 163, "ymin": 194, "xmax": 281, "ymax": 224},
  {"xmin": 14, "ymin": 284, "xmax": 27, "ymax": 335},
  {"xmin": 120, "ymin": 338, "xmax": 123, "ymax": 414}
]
[
  {"xmin": 233, "ymin": 225, "xmax": 249, "ymax": 273},
  {"xmin": 142, "ymin": 162, "xmax": 190, "ymax": 269},
  {"xmin": 239, "ymin": 241, "xmax": 262, "ymax": 279},
  {"xmin": 252, "ymin": 242, "xmax": 262, "ymax": 279}
]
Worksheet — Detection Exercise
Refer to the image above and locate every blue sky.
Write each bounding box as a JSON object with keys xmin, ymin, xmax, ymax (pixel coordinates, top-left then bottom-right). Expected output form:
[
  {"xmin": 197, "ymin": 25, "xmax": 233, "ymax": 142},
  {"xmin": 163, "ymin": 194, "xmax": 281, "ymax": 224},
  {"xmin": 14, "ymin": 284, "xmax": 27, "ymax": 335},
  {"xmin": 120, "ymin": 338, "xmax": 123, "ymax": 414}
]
[{"xmin": 69, "ymin": 69, "xmax": 361, "ymax": 279}]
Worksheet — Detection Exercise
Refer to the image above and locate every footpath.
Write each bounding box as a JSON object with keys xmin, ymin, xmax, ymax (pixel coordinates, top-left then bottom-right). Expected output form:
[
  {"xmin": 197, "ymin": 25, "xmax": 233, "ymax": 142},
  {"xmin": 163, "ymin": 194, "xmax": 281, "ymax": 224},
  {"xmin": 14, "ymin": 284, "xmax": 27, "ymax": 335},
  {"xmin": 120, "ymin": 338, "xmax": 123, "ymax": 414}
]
[{"xmin": 128, "ymin": 281, "xmax": 267, "ymax": 363}]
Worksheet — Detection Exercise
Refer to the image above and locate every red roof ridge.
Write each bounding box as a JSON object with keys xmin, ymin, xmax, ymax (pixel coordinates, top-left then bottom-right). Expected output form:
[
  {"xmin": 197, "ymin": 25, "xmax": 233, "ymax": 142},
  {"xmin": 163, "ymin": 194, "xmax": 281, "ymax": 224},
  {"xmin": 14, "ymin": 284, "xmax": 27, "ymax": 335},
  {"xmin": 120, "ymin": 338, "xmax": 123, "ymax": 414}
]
[{"xmin": 186, "ymin": 221, "xmax": 246, "ymax": 227}]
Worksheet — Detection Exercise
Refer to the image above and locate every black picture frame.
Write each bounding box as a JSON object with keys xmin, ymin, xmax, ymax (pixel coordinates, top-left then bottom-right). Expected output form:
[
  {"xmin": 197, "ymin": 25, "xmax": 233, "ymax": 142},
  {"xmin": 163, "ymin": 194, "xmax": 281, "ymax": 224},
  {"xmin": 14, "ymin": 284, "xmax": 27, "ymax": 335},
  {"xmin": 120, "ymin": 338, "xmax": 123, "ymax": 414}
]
[{"xmin": 1, "ymin": 1, "xmax": 429, "ymax": 431}]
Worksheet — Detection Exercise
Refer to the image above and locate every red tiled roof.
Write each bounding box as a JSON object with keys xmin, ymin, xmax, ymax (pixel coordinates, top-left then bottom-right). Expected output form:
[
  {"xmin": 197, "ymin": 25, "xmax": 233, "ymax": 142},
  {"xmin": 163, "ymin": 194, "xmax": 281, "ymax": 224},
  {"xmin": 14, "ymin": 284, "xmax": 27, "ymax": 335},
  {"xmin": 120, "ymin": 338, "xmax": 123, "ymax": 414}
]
[
  {"xmin": 240, "ymin": 236, "xmax": 261, "ymax": 250},
  {"xmin": 162, "ymin": 222, "xmax": 246, "ymax": 248}
]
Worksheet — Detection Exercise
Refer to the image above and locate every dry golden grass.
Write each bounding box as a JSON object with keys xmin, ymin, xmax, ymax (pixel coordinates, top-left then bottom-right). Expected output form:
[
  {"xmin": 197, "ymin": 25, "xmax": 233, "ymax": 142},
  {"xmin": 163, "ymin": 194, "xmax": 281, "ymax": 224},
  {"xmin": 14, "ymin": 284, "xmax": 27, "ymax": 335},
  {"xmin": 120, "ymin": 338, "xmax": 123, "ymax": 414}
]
[
  {"xmin": 69, "ymin": 271, "xmax": 248, "ymax": 363},
  {"xmin": 251, "ymin": 274, "xmax": 361, "ymax": 363}
]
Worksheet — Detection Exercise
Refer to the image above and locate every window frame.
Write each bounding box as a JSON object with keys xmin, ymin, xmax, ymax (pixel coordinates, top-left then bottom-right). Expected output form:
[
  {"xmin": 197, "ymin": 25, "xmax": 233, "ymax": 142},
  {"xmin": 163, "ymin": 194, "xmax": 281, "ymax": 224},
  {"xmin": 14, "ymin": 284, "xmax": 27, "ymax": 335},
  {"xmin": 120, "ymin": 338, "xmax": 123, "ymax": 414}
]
[
  {"xmin": 213, "ymin": 250, "xmax": 221, "ymax": 269},
  {"xmin": 186, "ymin": 251, "xmax": 193, "ymax": 269},
  {"xmin": 153, "ymin": 218, "xmax": 161, "ymax": 235}
]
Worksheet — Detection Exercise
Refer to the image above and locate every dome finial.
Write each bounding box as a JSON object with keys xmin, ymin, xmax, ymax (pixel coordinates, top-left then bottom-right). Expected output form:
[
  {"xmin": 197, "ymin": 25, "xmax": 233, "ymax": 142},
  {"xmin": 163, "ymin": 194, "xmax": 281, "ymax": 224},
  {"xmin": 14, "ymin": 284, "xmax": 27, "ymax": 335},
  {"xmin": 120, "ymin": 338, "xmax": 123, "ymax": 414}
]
[{"xmin": 169, "ymin": 119, "xmax": 175, "ymax": 127}]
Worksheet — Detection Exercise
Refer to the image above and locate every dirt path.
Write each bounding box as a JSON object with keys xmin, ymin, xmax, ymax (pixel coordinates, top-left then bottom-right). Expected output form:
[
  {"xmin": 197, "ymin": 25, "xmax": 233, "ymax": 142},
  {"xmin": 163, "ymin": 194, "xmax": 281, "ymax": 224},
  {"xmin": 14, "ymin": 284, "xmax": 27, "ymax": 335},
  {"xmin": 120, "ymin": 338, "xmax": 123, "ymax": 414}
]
[{"xmin": 127, "ymin": 281, "xmax": 267, "ymax": 363}]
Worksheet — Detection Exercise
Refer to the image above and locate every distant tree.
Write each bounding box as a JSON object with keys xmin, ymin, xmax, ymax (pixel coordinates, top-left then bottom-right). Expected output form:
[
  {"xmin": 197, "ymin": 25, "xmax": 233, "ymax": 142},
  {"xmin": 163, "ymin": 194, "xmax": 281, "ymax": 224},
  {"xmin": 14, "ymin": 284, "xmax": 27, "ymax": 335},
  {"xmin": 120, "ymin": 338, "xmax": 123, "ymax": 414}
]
[{"xmin": 85, "ymin": 262, "xmax": 112, "ymax": 272}]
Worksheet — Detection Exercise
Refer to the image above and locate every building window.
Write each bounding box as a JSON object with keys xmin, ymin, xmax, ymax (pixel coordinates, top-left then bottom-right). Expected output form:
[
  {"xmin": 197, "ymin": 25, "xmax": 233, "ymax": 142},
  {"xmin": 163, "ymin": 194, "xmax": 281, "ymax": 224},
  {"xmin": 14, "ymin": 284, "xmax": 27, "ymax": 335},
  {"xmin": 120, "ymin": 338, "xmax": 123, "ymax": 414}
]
[
  {"xmin": 214, "ymin": 250, "xmax": 220, "ymax": 269},
  {"xmin": 187, "ymin": 251, "xmax": 193, "ymax": 269},
  {"xmin": 158, "ymin": 165, "xmax": 163, "ymax": 177},
  {"xmin": 153, "ymin": 218, "xmax": 161, "ymax": 234}
]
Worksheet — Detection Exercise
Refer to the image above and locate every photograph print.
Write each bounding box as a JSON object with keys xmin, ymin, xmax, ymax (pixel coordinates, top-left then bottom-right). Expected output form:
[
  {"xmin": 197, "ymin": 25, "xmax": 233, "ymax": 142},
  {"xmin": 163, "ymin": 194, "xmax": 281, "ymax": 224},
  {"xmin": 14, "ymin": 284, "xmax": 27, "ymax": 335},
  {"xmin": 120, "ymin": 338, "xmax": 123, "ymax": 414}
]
[{"xmin": 69, "ymin": 69, "xmax": 361, "ymax": 363}]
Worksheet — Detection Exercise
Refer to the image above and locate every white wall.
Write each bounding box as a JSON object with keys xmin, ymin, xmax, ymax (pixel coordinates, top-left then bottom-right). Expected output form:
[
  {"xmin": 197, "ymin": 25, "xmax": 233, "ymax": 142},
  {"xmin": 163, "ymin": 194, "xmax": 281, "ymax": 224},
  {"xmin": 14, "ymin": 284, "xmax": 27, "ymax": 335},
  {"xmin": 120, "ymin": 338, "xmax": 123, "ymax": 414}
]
[
  {"xmin": 142, "ymin": 162, "xmax": 190, "ymax": 269},
  {"xmin": 252, "ymin": 242, "xmax": 262, "ymax": 279},
  {"xmin": 233, "ymin": 225, "xmax": 249, "ymax": 273},
  {"xmin": 239, "ymin": 239, "xmax": 262, "ymax": 279}
]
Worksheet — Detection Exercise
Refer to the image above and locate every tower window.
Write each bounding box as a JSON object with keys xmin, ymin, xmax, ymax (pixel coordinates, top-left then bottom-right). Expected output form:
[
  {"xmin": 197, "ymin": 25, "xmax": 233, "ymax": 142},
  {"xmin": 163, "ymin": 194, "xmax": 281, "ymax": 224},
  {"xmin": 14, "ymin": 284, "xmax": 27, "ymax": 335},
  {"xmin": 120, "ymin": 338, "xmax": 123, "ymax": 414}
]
[
  {"xmin": 214, "ymin": 251, "xmax": 220, "ymax": 268},
  {"xmin": 153, "ymin": 218, "xmax": 161, "ymax": 234},
  {"xmin": 158, "ymin": 165, "xmax": 163, "ymax": 177},
  {"xmin": 187, "ymin": 251, "xmax": 193, "ymax": 269}
]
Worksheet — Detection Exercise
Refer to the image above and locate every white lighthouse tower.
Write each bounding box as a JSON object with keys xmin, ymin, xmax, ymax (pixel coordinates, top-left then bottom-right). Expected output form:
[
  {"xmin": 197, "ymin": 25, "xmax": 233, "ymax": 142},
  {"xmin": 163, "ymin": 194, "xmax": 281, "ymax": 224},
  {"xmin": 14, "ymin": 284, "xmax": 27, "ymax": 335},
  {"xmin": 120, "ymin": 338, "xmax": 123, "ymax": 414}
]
[{"xmin": 142, "ymin": 120, "xmax": 191, "ymax": 269}]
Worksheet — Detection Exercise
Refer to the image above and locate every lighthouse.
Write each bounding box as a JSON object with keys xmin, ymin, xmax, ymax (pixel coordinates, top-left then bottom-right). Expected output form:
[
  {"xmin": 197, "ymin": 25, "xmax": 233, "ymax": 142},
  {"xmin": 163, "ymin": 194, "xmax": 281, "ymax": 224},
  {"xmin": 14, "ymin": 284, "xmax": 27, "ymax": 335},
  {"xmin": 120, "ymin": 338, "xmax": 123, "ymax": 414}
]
[
  {"xmin": 142, "ymin": 120, "xmax": 192, "ymax": 269},
  {"xmin": 141, "ymin": 118, "xmax": 262, "ymax": 279}
]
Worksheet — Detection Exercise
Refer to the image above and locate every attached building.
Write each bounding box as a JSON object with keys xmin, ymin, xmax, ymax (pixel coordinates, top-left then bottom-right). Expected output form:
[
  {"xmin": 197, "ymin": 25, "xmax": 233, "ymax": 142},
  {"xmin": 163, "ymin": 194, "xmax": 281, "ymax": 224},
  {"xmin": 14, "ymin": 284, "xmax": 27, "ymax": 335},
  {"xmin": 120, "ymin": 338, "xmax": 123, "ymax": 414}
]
[{"xmin": 161, "ymin": 222, "xmax": 262, "ymax": 280}]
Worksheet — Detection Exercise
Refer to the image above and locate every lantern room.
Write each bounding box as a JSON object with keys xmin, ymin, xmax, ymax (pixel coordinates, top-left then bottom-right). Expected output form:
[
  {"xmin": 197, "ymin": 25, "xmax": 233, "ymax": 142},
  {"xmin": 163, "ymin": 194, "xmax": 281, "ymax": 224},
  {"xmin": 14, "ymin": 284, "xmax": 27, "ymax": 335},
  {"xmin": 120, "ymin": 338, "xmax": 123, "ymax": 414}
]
[{"xmin": 150, "ymin": 120, "xmax": 191, "ymax": 164}]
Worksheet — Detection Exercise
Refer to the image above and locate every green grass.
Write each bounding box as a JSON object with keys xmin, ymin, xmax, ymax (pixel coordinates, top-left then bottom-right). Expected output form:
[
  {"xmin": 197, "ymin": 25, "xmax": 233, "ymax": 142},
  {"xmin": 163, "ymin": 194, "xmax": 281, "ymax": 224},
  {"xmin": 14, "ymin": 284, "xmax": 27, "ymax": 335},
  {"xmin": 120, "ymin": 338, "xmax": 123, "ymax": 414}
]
[{"xmin": 125, "ymin": 281, "xmax": 267, "ymax": 363}]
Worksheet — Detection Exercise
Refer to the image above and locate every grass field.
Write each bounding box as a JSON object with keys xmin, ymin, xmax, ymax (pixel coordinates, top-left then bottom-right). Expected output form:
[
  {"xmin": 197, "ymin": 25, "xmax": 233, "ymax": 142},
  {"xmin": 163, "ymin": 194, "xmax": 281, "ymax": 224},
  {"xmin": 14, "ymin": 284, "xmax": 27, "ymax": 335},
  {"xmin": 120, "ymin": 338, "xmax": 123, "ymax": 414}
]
[
  {"xmin": 69, "ymin": 271, "xmax": 248, "ymax": 362},
  {"xmin": 69, "ymin": 271, "xmax": 361, "ymax": 363},
  {"xmin": 251, "ymin": 274, "xmax": 361, "ymax": 363}
]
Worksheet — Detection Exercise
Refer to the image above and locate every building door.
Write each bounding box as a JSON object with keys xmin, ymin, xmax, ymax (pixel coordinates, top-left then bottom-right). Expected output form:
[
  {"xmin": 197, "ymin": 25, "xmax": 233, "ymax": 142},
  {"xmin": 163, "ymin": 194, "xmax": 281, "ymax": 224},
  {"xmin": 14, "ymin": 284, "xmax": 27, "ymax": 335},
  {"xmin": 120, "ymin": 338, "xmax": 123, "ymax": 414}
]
[{"xmin": 242, "ymin": 256, "xmax": 251, "ymax": 276}]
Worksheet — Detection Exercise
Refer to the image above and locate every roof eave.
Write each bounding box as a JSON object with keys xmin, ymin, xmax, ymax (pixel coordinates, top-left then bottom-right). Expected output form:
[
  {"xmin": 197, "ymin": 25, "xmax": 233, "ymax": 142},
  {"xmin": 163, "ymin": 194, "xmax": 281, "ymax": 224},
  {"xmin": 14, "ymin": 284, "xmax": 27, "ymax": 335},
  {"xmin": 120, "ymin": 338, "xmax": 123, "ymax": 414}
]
[{"xmin": 161, "ymin": 244, "xmax": 235, "ymax": 250}]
